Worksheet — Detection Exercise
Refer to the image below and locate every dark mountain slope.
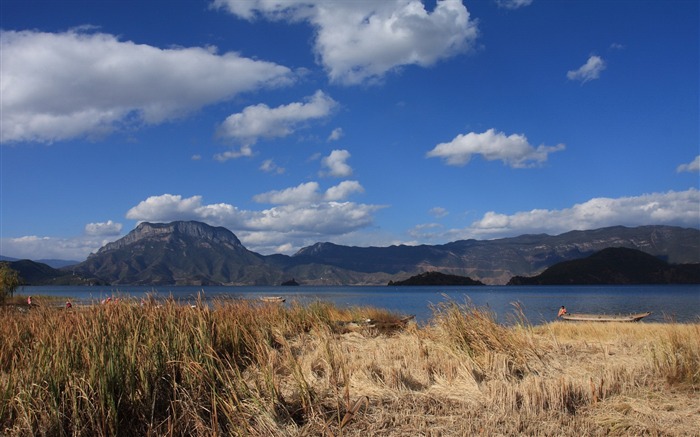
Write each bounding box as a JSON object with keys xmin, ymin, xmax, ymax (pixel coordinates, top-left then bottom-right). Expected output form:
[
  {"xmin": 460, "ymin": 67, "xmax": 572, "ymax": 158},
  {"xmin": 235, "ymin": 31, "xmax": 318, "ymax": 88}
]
[
  {"xmin": 388, "ymin": 271, "xmax": 484, "ymax": 286},
  {"xmin": 71, "ymin": 221, "xmax": 277, "ymax": 285},
  {"xmin": 6, "ymin": 259, "xmax": 98, "ymax": 285},
  {"xmin": 507, "ymin": 247, "xmax": 700, "ymax": 285}
]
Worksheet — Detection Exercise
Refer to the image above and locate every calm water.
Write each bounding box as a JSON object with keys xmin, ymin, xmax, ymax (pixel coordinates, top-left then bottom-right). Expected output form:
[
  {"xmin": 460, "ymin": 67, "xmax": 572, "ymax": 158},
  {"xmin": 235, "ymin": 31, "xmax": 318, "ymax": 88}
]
[{"xmin": 18, "ymin": 284, "xmax": 700, "ymax": 325}]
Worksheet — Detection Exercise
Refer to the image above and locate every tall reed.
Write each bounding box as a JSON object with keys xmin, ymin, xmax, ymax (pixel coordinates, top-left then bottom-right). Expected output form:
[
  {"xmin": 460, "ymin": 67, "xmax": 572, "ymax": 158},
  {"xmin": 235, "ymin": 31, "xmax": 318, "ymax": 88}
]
[
  {"xmin": 1, "ymin": 298, "xmax": 697, "ymax": 436},
  {"xmin": 429, "ymin": 298, "xmax": 539, "ymax": 380}
]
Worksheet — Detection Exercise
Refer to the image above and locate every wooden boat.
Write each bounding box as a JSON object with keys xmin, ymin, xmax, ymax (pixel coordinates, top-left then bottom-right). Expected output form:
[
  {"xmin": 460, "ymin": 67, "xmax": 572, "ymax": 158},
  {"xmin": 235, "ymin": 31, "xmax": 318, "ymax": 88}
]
[
  {"xmin": 560, "ymin": 311, "xmax": 651, "ymax": 322},
  {"xmin": 334, "ymin": 315, "xmax": 415, "ymax": 333},
  {"xmin": 260, "ymin": 296, "xmax": 285, "ymax": 303}
]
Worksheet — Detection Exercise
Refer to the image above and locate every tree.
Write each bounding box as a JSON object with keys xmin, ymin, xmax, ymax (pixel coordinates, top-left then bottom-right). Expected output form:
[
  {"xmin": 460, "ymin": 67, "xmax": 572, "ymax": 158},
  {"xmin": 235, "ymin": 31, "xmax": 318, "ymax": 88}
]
[{"xmin": 0, "ymin": 262, "xmax": 21, "ymax": 303}]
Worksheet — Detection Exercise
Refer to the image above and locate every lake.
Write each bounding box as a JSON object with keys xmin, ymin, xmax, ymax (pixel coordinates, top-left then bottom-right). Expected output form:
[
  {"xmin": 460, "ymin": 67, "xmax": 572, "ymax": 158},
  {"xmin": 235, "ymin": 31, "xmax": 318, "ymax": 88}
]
[{"xmin": 16, "ymin": 284, "xmax": 700, "ymax": 325}]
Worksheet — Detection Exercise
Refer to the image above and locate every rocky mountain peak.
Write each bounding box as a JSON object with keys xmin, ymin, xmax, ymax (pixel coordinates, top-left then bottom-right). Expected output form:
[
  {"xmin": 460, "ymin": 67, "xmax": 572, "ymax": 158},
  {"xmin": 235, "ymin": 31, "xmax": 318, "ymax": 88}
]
[
  {"xmin": 95, "ymin": 221, "xmax": 242, "ymax": 255},
  {"xmin": 293, "ymin": 242, "xmax": 337, "ymax": 257}
]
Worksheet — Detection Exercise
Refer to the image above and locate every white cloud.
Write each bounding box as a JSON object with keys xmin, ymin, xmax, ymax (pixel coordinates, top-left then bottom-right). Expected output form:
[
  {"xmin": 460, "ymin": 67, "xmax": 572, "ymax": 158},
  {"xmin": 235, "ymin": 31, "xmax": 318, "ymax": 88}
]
[
  {"xmin": 495, "ymin": 0, "xmax": 533, "ymax": 9},
  {"xmin": 328, "ymin": 127, "xmax": 343, "ymax": 141},
  {"xmin": 217, "ymin": 90, "xmax": 337, "ymax": 146},
  {"xmin": 426, "ymin": 128, "xmax": 565, "ymax": 168},
  {"xmin": 0, "ymin": 29, "xmax": 294, "ymax": 144},
  {"xmin": 253, "ymin": 182, "xmax": 321, "ymax": 204},
  {"xmin": 84, "ymin": 220, "xmax": 122, "ymax": 236},
  {"xmin": 320, "ymin": 149, "xmax": 353, "ymax": 177},
  {"xmin": 213, "ymin": 0, "xmax": 478, "ymax": 85},
  {"xmin": 324, "ymin": 180, "xmax": 364, "ymax": 201},
  {"xmin": 567, "ymin": 55, "xmax": 606, "ymax": 83},
  {"xmin": 126, "ymin": 194, "xmax": 230, "ymax": 223},
  {"xmin": 677, "ymin": 155, "xmax": 700, "ymax": 173},
  {"xmin": 214, "ymin": 145, "xmax": 254, "ymax": 162},
  {"xmin": 2, "ymin": 234, "xmax": 113, "ymax": 261},
  {"xmin": 253, "ymin": 180, "xmax": 364, "ymax": 204},
  {"xmin": 124, "ymin": 190, "xmax": 382, "ymax": 254},
  {"xmin": 409, "ymin": 189, "xmax": 700, "ymax": 242},
  {"xmin": 260, "ymin": 159, "xmax": 285, "ymax": 174}
]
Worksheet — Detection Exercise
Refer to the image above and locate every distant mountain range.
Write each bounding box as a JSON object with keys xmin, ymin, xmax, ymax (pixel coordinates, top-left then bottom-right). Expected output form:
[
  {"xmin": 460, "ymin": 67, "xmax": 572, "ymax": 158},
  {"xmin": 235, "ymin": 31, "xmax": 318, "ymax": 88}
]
[
  {"xmin": 0, "ymin": 255, "xmax": 80, "ymax": 269},
  {"xmin": 3, "ymin": 221, "xmax": 700, "ymax": 286}
]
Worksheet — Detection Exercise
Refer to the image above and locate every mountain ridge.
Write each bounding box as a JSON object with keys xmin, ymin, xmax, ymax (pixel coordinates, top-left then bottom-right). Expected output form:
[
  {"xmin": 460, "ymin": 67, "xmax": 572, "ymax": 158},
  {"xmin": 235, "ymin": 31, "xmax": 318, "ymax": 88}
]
[{"xmin": 4, "ymin": 221, "xmax": 698, "ymax": 286}]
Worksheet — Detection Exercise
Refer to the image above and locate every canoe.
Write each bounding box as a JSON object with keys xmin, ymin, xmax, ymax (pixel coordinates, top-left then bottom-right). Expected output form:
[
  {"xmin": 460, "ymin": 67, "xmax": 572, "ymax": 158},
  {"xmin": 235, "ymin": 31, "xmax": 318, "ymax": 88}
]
[
  {"xmin": 260, "ymin": 296, "xmax": 285, "ymax": 303},
  {"xmin": 560, "ymin": 312, "xmax": 651, "ymax": 322}
]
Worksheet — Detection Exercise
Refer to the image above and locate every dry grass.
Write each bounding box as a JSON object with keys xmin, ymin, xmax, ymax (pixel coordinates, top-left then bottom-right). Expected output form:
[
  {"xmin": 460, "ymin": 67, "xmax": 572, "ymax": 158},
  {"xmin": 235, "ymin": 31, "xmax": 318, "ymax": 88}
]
[{"xmin": 1, "ymin": 297, "xmax": 698, "ymax": 436}]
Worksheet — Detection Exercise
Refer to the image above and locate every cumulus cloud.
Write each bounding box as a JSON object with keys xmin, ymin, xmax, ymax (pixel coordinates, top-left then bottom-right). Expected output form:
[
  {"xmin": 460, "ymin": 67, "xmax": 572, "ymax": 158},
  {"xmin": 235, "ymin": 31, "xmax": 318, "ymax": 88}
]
[
  {"xmin": 84, "ymin": 220, "xmax": 122, "ymax": 236},
  {"xmin": 677, "ymin": 155, "xmax": 700, "ymax": 173},
  {"xmin": 567, "ymin": 55, "xmax": 606, "ymax": 83},
  {"xmin": 324, "ymin": 180, "xmax": 364, "ymax": 201},
  {"xmin": 426, "ymin": 128, "xmax": 565, "ymax": 168},
  {"xmin": 253, "ymin": 180, "xmax": 364, "ymax": 204},
  {"xmin": 124, "ymin": 189, "xmax": 381, "ymax": 254},
  {"xmin": 328, "ymin": 127, "xmax": 343, "ymax": 141},
  {"xmin": 213, "ymin": 0, "xmax": 478, "ymax": 85},
  {"xmin": 320, "ymin": 149, "xmax": 353, "ymax": 177},
  {"xmin": 253, "ymin": 182, "xmax": 321, "ymax": 204},
  {"xmin": 409, "ymin": 189, "xmax": 700, "ymax": 243},
  {"xmin": 217, "ymin": 90, "xmax": 337, "ymax": 147},
  {"xmin": 0, "ymin": 29, "xmax": 294, "ymax": 144},
  {"xmin": 495, "ymin": 0, "xmax": 533, "ymax": 9}
]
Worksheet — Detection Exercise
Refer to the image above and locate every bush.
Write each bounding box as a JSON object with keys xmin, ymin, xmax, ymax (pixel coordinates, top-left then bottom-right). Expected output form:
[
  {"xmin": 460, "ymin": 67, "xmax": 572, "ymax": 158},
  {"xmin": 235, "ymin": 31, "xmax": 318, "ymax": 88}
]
[{"xmin": 0, "ymin": 262, "xmax": 21, "ymax": 303}]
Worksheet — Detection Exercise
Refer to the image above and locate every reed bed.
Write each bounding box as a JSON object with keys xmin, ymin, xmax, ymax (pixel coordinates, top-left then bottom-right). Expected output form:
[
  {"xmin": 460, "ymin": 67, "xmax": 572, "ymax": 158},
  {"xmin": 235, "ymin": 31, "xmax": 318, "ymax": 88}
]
[{"xmin": 1, "ymin": 297, "xmax": 698, "ymax": 436}]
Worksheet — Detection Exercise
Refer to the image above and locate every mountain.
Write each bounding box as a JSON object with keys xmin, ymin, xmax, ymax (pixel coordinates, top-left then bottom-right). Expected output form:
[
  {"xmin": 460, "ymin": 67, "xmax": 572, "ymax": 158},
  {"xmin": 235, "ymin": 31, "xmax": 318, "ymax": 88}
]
[
  {"xmin": 5, "ymin": 259, "xmax": 100, "ymax": 286},
  {"xmin": 65, "ymin": 222, "xmax": 700, "ymax": 286},
  {"xmin": 71, "ymin": 221, "xmax": 278, "ymax": 285},
  {"xmin": 1, "ymin": 256, "xmax": 79, "ymax": 269},
  {"xmin": 507, "ymin": 247, "xmax": 700, "ymax": 285},
  {"xmin": 293, "ymin": 225, "xmax": 700, "ymax": 284}
]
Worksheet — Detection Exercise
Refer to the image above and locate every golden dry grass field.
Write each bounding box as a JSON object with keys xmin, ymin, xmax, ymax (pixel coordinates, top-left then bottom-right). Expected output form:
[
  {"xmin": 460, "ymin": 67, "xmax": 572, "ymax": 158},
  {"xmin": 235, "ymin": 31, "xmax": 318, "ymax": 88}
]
[{"xmin": 1, "ymin": 297, "xmax": 698, "ymax": 436}]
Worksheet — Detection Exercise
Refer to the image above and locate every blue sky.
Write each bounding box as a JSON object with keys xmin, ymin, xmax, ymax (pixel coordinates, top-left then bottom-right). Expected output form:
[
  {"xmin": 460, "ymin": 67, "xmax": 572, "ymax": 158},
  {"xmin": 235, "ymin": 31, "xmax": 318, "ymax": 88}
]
[{"xmin": 1, "ymin": 0, "xmax": 698, "ymax": 261}]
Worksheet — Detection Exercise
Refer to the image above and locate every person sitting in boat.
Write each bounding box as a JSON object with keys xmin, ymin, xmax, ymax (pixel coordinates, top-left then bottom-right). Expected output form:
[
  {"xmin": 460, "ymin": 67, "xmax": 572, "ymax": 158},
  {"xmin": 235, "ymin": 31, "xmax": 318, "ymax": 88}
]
[{"xmin": 557, "ymin": 306, "xmax": 567, "ymax": 317}]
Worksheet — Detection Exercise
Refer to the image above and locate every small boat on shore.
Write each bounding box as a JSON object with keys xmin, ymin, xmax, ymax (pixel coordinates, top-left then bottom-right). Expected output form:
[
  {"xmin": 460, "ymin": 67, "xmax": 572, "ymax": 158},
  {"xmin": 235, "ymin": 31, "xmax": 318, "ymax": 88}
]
[
  {"xmin": 260, "ymin": 296, "xmax": 286, "ymax": 303},
  {"xmin": 560, "ymin": 312, "xmax": 651, "ymax": 322}
]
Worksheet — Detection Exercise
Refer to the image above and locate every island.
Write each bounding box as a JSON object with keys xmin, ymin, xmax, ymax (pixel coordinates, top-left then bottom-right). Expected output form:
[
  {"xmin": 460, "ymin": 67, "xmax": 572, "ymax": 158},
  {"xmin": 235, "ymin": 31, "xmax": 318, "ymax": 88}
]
[
  {"xmin": 388, "ymin": 271, "xmax": 484, "ymax": 286},
  {"xmin": 280, "ymin": 278, "xmax": 300, "ymax": 286}
]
